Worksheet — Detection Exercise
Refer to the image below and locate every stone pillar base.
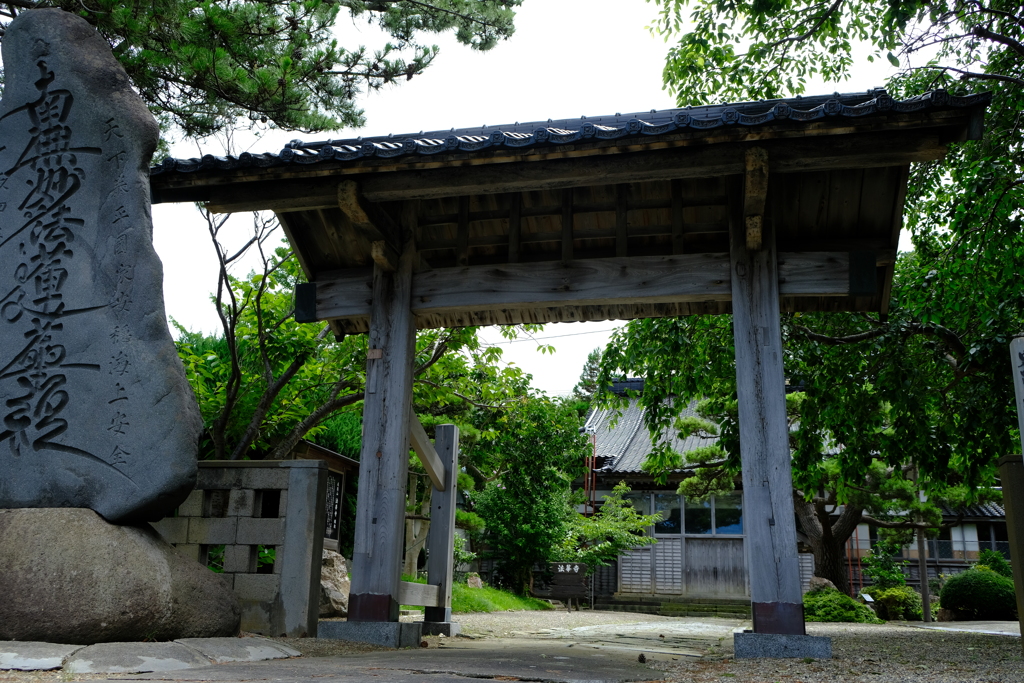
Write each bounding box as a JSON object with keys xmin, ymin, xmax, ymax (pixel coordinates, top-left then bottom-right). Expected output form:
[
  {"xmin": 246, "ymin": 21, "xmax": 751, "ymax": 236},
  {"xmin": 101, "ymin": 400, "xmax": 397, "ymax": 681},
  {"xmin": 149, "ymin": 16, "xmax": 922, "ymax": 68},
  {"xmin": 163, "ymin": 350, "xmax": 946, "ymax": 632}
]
[
  {"xmin": 734, "ymin": 632, "xmax": 832, "ymax": 659},
  {"xmin": 318, "ymin": 621, "xmax": 422, "ymax": 648},
  {"xmin": 422, "ymin": 621, "xmax": 461, "ymax": 637}
]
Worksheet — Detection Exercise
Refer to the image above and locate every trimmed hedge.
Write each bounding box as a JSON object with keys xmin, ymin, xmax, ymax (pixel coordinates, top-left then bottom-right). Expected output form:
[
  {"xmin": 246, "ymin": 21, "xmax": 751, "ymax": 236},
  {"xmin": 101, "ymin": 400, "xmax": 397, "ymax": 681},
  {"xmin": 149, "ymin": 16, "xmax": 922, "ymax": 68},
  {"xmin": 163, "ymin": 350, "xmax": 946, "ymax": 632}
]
[
  {"xmin": 862, "ymin": 585, "xmax": 922, "ymax": 621},
  {"xmin": 804, "ymin": 587, "xmax": 883, "ymax": 624},
  {"xmin": 939, "ymin": 568, "xmax": 1017, "ymax": 620}
]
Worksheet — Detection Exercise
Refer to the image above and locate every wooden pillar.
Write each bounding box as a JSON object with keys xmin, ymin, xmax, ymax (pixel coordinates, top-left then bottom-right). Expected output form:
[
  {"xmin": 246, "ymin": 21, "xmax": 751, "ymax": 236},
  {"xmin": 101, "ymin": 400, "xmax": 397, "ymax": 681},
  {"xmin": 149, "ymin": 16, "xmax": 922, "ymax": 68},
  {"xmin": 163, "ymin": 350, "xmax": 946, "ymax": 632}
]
[
  {"xmin": 348, "ymin": 238, "xmax": 417, "ymax": 622},
  {"xmin": 1002, "ymin": 336, "xmax": 1024, "ymax": 645},
  {"xmin": 730, "ymin": 161, "xmax": 805, "ymax": 635},
  {"xmin": 424, "ymin": 424, "xmax": 459, "ymax": 624},
  {"xmin": 998, "ymin": 454, "xmax": 1024, "ymax": 647}
]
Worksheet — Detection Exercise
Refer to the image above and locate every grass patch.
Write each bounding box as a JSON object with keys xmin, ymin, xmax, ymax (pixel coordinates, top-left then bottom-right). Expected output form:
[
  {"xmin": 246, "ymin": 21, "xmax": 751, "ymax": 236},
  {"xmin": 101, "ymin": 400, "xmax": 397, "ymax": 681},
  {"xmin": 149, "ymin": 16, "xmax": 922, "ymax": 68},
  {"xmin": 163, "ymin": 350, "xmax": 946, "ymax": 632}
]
[{"xmin": 451, "ymin": 582, "xmax": 552, "ymax": 613}]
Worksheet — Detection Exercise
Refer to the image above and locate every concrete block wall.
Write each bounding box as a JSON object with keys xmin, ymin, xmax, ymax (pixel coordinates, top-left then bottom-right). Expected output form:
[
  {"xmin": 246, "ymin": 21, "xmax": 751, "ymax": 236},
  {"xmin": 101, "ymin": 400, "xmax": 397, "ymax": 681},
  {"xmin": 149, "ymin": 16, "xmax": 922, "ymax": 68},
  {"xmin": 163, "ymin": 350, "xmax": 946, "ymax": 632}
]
[{"xmin": 152, "ymin": 460, "xmax": 327, "ymax": 638}]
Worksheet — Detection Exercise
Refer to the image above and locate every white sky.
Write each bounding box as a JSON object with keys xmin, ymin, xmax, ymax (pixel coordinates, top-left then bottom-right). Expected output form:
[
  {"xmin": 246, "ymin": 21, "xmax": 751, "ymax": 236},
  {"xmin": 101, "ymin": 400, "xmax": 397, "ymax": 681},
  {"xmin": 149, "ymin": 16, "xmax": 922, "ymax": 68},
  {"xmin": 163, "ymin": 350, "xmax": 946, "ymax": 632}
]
[{"xmin": 152, "ymin": 0, "xmax": 901, "ymax": 397}]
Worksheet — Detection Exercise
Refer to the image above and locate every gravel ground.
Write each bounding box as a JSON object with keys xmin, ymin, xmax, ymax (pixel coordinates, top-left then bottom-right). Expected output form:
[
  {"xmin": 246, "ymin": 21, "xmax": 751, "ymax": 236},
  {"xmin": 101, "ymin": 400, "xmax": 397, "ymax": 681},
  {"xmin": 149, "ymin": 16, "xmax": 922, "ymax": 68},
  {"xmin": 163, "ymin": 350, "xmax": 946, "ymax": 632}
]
[
  {"xmin": 653, "ymin": 622, "xmax": 1024, "ymax": 682},
  {"xmin": 3, "ymin": 612, "xmax": 1021, "ymax": 682}
]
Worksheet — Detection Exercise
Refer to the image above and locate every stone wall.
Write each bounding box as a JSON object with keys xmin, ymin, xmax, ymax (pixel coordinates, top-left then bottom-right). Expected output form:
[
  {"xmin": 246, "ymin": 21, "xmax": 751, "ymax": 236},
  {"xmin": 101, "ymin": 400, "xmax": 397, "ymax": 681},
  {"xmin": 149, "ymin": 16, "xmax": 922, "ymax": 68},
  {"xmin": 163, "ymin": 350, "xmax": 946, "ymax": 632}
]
[{"xmin": 152, "ymin": 460, "xmax": 327, "ymax": 638}]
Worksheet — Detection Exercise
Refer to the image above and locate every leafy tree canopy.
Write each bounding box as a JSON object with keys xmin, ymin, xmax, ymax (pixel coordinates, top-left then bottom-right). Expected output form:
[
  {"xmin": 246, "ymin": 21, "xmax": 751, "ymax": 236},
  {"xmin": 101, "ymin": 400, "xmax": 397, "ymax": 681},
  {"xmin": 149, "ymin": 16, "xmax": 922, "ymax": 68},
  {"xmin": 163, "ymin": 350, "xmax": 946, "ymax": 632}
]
[
  {"xmin": 0, "ymin": 0, "xmax": 520, "ymax": 139},
  {"xmin": 175, "ymin": 217, "xmax": 537, "ymax": 461},
  {"xmin": 474, "ymin": 396, "xmax": 589, "ymax": 593}
]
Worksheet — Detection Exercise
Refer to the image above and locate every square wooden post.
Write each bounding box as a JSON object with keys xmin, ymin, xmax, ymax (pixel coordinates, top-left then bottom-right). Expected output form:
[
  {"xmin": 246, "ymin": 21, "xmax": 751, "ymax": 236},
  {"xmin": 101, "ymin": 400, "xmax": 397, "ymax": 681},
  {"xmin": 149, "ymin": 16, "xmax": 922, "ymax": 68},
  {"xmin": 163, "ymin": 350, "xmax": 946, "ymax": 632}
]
[
  {"xmin": 1003, "ymin": 337, "xmax": 1024, "ymax": 645},
  {"xmin": 347, "ymin": 241, "xmax": 417, "ymax": 623},
  {"xmin": 423, "ymin": 424, "xmax": 460, "ymax": 635},
  {"xmin": 729, "ymin": 178, "xmax": 805, "ymax": 636}
]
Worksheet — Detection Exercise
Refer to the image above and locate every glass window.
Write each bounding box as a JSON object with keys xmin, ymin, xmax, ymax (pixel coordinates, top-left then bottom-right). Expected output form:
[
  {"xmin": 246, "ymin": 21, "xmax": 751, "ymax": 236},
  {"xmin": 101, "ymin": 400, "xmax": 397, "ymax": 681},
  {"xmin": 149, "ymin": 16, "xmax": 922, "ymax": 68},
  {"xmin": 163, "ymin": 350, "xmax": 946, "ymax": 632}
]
[
  {"xmin": 684, "ymin": 498, "xmax": 713, "ymax": 534},
  {"xmin": 623, "ymin": 492, "xmax": 650, "ymax": 515},
  {"xmin": 654, "ymin": 494, "xmax": 682, "ymax": 535},
  {"xmin": 715, "ymin": 492, "xmax": 743, "ymax": 534}
]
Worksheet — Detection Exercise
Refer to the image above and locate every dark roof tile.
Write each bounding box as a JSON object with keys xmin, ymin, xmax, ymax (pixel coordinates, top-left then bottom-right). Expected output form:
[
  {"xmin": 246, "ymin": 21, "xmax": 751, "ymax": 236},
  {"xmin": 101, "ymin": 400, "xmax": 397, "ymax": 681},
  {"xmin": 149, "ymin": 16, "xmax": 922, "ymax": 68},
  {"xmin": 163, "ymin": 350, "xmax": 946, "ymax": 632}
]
[{"xmin": 152, "ymin": 89, "xmax": 991, "ymax": 176}]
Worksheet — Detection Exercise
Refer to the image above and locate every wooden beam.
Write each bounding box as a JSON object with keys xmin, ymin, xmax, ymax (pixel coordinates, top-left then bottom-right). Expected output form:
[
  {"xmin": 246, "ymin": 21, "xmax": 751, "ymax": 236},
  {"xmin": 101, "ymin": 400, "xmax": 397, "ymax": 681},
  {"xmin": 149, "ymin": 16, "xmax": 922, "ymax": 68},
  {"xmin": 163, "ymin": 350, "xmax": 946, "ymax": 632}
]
[
  {"xmin": 671, "ymin": 179, "xmax": 684, "ymax": 255},
  {"xmin": 173, "ymin": 130, "xmax": 946, "ymax": 211},
  {"xmin": 562, "ymin": 189, "xmax": 574, "ymax": 262},
  {"xmin": 508, "ymin": 193, "xmax": 522, "ymax": 263},
  {"xmin": 615, "ymin": 184, "xmax": 628, "ymax": 258},
  {"xmin": 357, "ymin": 133, "xmax": 944, "ymax": 202},
  {"xmin": 398, "ymin": 580, "xmax": 441, "ymax": 607},
  {"xmin": 729, "ymin": 183, "xmax": 804, "ymax": 635},
  {"xmin": 457, "ymin": 196, "xmax": 470, "ymax": 267},
  {"xmin": 313, "ymin": 252, "xmax": 858, "ymax": 322},
  {"xmin": 409, "ymin": 412, "xmax": 446, "ymax": 491},
  {"xmin": 425, "ymin": 424, "xmax": 459, "ymax": 624},
  {"xmin": 336, "ymin": 180, "xmax": 402, "ymax": 250},
  {"xmin": 744, "ymin": 148, "xmax": 769, "ymax": 251},
  {"xmin": 348, "ymin": 241, "xmax": 417, "ymax": 623}
]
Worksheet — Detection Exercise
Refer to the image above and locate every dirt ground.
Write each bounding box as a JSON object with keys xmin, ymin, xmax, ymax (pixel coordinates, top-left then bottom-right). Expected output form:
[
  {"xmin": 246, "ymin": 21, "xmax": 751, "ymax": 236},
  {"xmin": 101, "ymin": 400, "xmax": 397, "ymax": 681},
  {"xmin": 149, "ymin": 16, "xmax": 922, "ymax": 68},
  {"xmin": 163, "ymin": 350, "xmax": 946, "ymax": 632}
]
[{"xmin": 2, "ymin": 610, "xmax": 1022, "ymax": 682}]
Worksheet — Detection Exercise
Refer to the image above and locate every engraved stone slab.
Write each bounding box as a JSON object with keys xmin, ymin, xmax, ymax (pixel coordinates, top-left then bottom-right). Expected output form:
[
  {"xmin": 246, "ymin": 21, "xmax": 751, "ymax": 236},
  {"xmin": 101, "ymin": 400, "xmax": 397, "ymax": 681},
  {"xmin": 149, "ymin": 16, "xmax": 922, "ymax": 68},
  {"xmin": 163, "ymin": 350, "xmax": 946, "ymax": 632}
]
[{"xmin": 0, "ymin": 9, "xmax": 201, "ymax": 522}]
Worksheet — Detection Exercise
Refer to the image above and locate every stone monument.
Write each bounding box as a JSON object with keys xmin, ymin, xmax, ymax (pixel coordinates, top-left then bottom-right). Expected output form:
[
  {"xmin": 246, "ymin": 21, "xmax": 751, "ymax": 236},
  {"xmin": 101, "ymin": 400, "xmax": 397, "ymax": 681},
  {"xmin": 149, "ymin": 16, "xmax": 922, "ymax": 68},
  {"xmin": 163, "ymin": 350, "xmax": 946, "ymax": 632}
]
[
  {"xmin": 0, "ymin": 9, "xmax": 239, "ymax": 643},
  {"xmin": 0, "ymin": 8, "xmax": 202, "ymax": 523}
]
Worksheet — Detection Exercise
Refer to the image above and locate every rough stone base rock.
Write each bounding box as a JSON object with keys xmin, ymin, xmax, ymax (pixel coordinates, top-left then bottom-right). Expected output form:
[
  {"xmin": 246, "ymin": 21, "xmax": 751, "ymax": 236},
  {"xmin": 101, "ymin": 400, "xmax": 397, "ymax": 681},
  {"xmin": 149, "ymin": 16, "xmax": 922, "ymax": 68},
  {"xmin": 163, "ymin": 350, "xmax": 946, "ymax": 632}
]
[
  {"xmin": 734, "ymin": 632, "xmax": 832, "ymax": 659},
  {"xmin": 0, "ymin": 509, "xmax": 240, "ymax": 644},
  {"xmin": 320, "ymin": 550, "xmax": 351, "ymax": 618},
  {"xmin": 807, "ymin": 577, "xmax": 838, "ymax": 592},
  {"xmin": 466, "ymin": 573, "xmax": 483, "ymax": 589}
]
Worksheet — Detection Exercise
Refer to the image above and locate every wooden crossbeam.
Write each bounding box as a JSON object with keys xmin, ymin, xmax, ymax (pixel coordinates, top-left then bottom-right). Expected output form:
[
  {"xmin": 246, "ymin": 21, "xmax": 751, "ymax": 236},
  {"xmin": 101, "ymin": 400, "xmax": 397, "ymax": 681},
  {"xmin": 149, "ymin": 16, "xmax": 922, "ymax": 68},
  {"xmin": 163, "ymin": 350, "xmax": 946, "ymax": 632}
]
[
  {"xmin": 310, "ymin": 252, "xmax": 866, "ymax": 322},
  {"xmin": 398, "ymin": 580, "xmax": 441, "ymax": 607},
  {"xmin": 409, "ymin": 412, "xmax": 446, "ymax": 491}
]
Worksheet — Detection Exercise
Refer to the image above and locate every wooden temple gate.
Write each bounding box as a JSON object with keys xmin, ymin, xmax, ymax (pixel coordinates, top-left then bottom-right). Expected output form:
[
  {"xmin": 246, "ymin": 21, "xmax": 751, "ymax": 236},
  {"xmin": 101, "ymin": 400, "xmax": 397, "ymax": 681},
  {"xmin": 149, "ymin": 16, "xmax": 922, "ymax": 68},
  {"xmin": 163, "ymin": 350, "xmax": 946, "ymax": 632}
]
[{"xmin": 151, "ymin": 89, "xmax": 989, "ymax": 638}]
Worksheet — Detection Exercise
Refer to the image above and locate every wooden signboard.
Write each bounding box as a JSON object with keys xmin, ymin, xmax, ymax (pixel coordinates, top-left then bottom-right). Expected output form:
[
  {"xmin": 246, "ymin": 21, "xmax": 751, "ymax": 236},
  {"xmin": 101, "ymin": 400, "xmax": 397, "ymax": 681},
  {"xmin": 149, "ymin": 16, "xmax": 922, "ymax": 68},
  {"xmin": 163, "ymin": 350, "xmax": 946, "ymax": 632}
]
[{"xmin": 534, "ymin": 562, "xmax": 589, "ymax": 601}]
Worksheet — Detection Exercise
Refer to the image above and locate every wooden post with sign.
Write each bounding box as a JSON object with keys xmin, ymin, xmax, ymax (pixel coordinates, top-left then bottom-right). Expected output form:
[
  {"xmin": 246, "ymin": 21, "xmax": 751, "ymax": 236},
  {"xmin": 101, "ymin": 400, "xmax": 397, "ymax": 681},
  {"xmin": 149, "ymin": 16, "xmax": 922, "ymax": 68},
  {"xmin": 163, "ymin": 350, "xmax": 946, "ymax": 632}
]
[
  {"xmin": 347, "ymin": 240, "xmax": 417, "ymax": 624},
  {"xmin": 1003, "ymin": 337, "xmax": 1024, "ymax": 647},
  {"xmin": 729, "ymin": 167, "xmax": 805, "ymax": 636}
]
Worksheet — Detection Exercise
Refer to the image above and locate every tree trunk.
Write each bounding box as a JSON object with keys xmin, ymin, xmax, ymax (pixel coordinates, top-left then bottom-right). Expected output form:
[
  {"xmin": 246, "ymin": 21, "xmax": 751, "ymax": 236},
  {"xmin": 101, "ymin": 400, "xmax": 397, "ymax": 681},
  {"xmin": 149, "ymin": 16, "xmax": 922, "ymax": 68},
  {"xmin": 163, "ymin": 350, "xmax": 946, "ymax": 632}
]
[
  {"xmin": 793, "ymin": 494, "xmax": 863, "ymax": 595},
  {"xmin": 810, "ymin": 535, "xmax": 852, "ymax": 595}
]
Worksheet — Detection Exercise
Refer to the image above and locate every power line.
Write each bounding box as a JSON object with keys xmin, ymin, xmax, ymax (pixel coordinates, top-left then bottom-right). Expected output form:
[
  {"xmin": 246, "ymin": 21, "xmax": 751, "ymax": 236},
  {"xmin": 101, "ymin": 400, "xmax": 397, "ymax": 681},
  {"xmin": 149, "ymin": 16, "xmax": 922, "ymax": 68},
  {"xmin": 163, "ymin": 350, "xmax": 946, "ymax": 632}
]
[{"xmin": 483, "ymin": 327, "xmax": 620, "ymax": 345}]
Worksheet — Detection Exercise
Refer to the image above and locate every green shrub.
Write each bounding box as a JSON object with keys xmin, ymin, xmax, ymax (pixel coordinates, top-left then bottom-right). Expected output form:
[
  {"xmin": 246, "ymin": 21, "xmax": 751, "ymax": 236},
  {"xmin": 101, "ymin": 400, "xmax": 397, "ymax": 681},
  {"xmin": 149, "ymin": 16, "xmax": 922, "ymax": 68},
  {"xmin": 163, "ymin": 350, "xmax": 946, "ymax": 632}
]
[
  {"xmin": 861, "ymin": 540, "xmax": 908, "ymax": 590},
  {"xmin": 864, "ymin": 585, "xmax": 922, "ymax": 621},
  {"xmin": 451, "ymin": 583, "xmax": 552, "ymax": 613},
  {"xmin": 804, "ymin": 587, "xmax": 883, "ymax": 624},
  {"xmin": 978, "ymin": 550, "xmax": 1013, "ymax": 579},
  {"xmin": 939, "ymin": 568, "xmax": 1017, "ymax": 620}
]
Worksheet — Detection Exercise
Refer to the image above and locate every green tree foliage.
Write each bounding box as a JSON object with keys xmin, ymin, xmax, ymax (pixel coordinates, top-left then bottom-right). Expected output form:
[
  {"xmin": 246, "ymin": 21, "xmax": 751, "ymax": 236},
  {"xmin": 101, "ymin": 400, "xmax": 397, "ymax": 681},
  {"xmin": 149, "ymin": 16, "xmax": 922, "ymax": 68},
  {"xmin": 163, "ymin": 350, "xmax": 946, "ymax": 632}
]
[
  {"xmin": 572, "ymin": 348, "xmax": 603, "ymax": 404},
  {"xmin": 554, "ymin": 482, "xmax": 661, "ymax": 571},
  {"xmin": 175, "ymin": 213, "xmax": 536, "ymax": 460},
  {"xmin": 474, "ymin": 397, "xmax": 589, "ymax": 594},
  {"xmin": 0, "ymin": 1, "xmax": 521, "ymax": 139},
  {"xmin": 646, "ymin": 0, "xmax": 1024, "ymax": 482},
  {"xmin": 595, "ymin": 301, "xmax": 1005, "ymax": 593},
  {"xmin": 978, "ymin": 549, "xmax": 1014, "ymax": 578},
  {"xmin": 861, "ymin": 537, "xmax": 910, "ymax": 590},
  {"xmin": 649, "ymin": 0, "xmax": 1021, "ymax": 104}
]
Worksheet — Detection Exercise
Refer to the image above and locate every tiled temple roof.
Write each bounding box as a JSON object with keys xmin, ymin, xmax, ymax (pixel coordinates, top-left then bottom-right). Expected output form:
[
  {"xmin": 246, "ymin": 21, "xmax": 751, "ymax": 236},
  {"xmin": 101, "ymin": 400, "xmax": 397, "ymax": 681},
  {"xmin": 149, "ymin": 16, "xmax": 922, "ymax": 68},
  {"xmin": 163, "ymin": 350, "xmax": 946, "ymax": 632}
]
[{"xmin": 151, "ymin": 89, "xmax": 991, "ymax": 176}]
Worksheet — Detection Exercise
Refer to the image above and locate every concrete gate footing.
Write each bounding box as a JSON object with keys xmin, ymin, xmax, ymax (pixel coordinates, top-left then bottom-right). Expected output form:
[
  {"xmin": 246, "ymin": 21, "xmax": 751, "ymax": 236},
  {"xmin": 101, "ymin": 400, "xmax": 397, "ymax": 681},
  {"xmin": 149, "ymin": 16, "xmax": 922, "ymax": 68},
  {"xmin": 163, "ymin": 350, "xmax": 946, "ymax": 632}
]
[
  {"xmin": 318, "ymin": 621, "xmax": 423, "ymax": 648},
  {"xmin": 733, "ymin": 632, "xmax": 832, "ymax": 659}
]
